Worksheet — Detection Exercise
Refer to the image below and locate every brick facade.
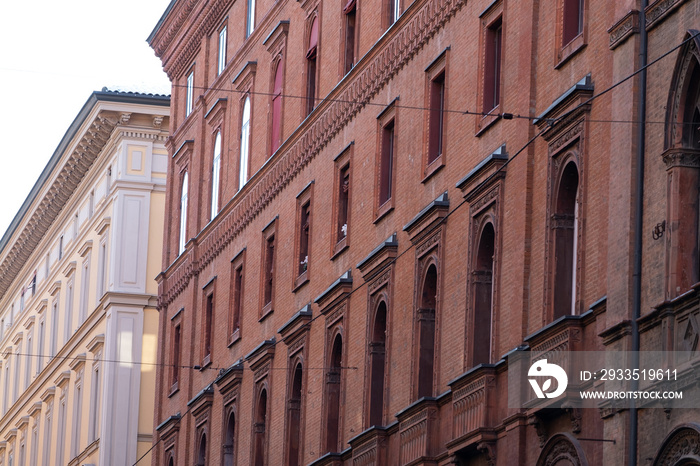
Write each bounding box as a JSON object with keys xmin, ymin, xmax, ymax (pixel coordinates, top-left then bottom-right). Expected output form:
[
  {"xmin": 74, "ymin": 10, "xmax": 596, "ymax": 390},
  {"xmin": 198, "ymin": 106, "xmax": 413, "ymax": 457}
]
[{"xmin": 149, "ymin": 0, "xmax": 700, "ymax": 464}]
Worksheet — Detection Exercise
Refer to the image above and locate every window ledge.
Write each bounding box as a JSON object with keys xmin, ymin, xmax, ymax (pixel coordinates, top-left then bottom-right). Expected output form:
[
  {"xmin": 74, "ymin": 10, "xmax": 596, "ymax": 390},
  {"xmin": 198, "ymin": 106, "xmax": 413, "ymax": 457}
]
[
  {"xmin": 556, "ymin": 34, "xmax": 586, "ymax": 69},
  {"xmin": 476, "ymin": 109, "xmax": 502, "ymax": 137},
  {"xmin": 260, "ymin": 303, "xmax": 274, "ymax": 321},
  {"xmin": 228, "ymin": 328, "xmax": 241, "ymax": 348},
  {"xmin": 422, "ymin": 155, "xmax": 445, "ymax": 183},
  {"xmin": 332, "ymin": 237, "xmax": 349, "ymax": 260},
  {"xmin": 200, "ymin": 355, "xmax": 211, "ymax": 371},
  {"xmin": 293, "ymin": 271, "xmax": 309, "ymax": 292},
  {"xmin": 374, "ymin": 201, "xmax": 394, "ymax": 224},
  {"xmin": 168, "ymin": 382, "xmax": 179, "ymax": 398}
]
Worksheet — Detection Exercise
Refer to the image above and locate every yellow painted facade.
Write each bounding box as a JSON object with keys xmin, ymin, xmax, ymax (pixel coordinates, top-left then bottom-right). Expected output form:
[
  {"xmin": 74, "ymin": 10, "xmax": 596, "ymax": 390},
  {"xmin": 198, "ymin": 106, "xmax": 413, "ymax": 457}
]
[{"xmin": 0, "ymin": 91, "xmax": 169, "ymax": 466}]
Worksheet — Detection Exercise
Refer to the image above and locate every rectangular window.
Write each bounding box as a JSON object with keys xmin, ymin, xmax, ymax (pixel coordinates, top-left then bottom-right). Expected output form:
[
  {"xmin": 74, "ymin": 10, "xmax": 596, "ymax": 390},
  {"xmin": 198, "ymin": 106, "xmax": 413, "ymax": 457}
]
[
  {"xmin": 50, "ymin": 298, "xmax": 59, "ymax": 358},
  {"xmin": 563, "ymin": 0, "xmax": 583, "ymax": 46},
  {"xmin": 295, "ymin": 183, "xmax": 314, "ymax": 289},
  {"xmin": 37, "ymin": 319, "xmax": 45, "ymax": 374},
  {"xmin": 71, "ymin": 377, "xmax": 83, "ymax": 458},
  {"xmin": 343, "ymin": 0, "xmax": 357, "ymax": 74},
  {"xmin": 261, "ymin": 219, "xmax": 277, "ymax": 318},
  {"xmin": 13, "ymin": 344, "xmax": 21, "ymax": 403},
  {"xmin": 25, "ymin": 330, "xmax": 32, "ymax": 389},
  {"xmin": 202, "ymin": 292, "xmax": 214, "ymax": 365},
  {"xmin": 428, "ymin": 72, "xmax": 445, "ymax": 165},
  {"xmin": 229, "ymin": 250, "xmax": 245, "ymax": 345},
  {"xmin": 332, "ymin": 155, "xmax": 351, "ymax": 257},
  {"xmin": 171, "ymin": 323, "xmax": 181, "ymax": 391},
  {"xmin": 79, "ymin": 254, "xmax": 90, "ymax": 325},
  {"xmin": 3, "ymin": 361, "xmax": 9, "ymax": 415},
  {"xmin": 379, "ymin": 121, "xmax": 394, "ymax": 206},
  {"xmin": 58, "ymin": 236, "xmax": 64, "ymax": 260},
  {"xmin": 56, "ymin": 396, "xmax": 66, "ymax": 465},
  {"xmin": 88, "ymin": 362, "xmax": 102, "ymax": 442},
  {"xmin": 64, "ymin": 280, "xmax": 74, "ymax": 343},
  {"xmin": 97, "ymin": 238, "xmax": 107, "ymax": 301},
  {"xmin": 218, "ymin": 26, "xmax": 227, "ymax": 76},
  {"xmin": 306, "ymin": 16, "xmax": 319, "ymax": 116},
  {"xmin": 483, "ymin": 18, "xmax": 502, "ymax": 112},
  {"xmin": 30, "ymin": 424, "xmax": 38, "ymax": 466},
  {"xmin": 247, "ymin": 0, "xmax": 256, "ymax": 37},
  {"xmin": 42, "ymin": 406, "xmax": 53, "ymax": 466},
  {"xmin": 186, "ymin": 70, "xmax": 194, "ymax": 117}
]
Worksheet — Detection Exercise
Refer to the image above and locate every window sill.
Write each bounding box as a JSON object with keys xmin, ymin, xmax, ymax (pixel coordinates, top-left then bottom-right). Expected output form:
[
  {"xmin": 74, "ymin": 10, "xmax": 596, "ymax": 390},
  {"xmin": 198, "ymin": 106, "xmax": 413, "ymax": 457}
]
[
  {"xmin": 260, "ymin": 302, "xmax": 274, "ymax": 321},
  {"xmin": 374, "ymin": 200, "xmax": 394, "ymax": 224},
  {"xmin": 168, "ymin": 382, "xmax": 179, "ymax": 398},
  {"xmin": 556, "ymin": 33, "xmax": 586, "ymax": 69},
  {"xmin": 293, "ymin": 271, "xmax": 309, "ymax": 292},
  {"xmin": 476, "ymin": 108, "xmax": 501, "ymax": 136},
  {"xmin": 331, "ymin": 236, "xmax": 349, "ymax": 260},
  {"xmin": 228, "ymin": 328, "xmax": 241, "ymax": 348},
  {"xmin": 200, "ymin": 355, "xmax": 211, "ymax": 370},
  {"xmin": 422, "ymin": 155, "xmax": 445, "ymax": 183}
]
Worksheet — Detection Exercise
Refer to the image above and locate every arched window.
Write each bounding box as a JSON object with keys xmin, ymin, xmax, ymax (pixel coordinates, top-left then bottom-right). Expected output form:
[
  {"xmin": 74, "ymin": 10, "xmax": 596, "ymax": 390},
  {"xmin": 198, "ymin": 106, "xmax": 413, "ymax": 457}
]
[
  {"xmin": 417, "ymin": 264, "xmax": 437, "ymax": 398},
  {"xmin": 197, "ymin": 432, "xmax": 207, "ymax": 466},
  {"xmin": 179, "ymin": 172, "xmax": 189, "ymax": 255},
  {"xmin": 552, "ymin": 161, "xmax": 579, "ymax": 320},
  {"xmin": 368, "ymin": 301, "xmax": 387, "ymax": 426},
  {"xmin": 271, "ymin": 60, "xmax": 284, "ymax": 155},
  {"xmin": 306, "ymin": 17, "xmax": 319, "ymax": 116},
  {"xmin": 240, "ymin": 96, "xmax": 251, "ymax": 190},
  {"xmin": 168, "ymin": 457, "xmax": 174, "ymax": 466},
  {"xmin": 325, "ymin": 334, "xmax": 342, "ymax": 453},
  {"xmin": 211, "ymin": 131, "xmax": 222, "ymax": 219},
  {"xmin": 253, "ymin": 388, "xmax": 267, "ymax": 466},
  {"xmin": 472, "ymin": 223, "xmax": 494, "ymax": 366},
  {"xmin": 223, "ymin": 411, "xmax": 235, "ymax": 466},
  {"xmin": 286, "ymin": 362, "xmax": 303, "ymax": 466}
]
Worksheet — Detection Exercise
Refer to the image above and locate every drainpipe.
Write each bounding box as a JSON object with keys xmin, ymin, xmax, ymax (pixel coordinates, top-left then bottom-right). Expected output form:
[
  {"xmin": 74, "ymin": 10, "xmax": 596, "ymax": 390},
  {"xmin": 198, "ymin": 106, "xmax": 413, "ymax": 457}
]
[{"xmin": 630, "ymin": 1, "xmax": 648, "ymax": 466}]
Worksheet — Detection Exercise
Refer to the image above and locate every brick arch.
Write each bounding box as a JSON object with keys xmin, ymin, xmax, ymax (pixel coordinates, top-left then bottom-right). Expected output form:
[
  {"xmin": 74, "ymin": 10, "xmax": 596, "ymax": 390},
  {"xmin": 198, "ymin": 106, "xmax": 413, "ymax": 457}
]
[
  {"xmin": 665, "ymin": 30, "xmax": 700, "ymax": 150},
  {"xmin": 536, "ymin": 432, "xmax": 588, "ymax": 466},
  {"xmin": 653, "ymin": 423, "xmax": 700, "ymax": 466}
]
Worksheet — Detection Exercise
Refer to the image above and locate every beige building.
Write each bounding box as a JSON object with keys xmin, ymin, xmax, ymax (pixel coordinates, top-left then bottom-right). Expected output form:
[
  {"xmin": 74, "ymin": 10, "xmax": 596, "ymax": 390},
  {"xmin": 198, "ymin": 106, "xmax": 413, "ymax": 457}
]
[{"xmin": 0, "ymin": 90, "xmax": 169, "ymax": 466}]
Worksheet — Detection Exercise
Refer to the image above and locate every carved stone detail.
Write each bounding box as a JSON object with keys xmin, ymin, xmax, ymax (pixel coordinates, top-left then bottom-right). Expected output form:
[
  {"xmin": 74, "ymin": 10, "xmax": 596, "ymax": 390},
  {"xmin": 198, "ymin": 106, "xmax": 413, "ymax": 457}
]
[
  {"xmin": 529, "ymin": 415, "xmax": 548, "ymax": 448},
  {"xmin": 477, "ymin": 441, "xmax": 497, "ymax": 466}
]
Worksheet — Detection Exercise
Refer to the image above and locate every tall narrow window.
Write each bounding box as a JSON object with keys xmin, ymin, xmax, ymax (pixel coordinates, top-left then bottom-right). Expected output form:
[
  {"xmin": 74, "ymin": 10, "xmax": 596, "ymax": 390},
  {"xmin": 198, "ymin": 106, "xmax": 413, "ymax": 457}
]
[
  {"xmin": 417, "ymin": 265, "xmax": 437, "ymax": 398},
  {"xmin": 211, "ymin": 132, "xmax": 222, "ymax": 219},
  {"xmin": 343, "ymin": 0, "xmax": 357, "ymax": 74},
  {"xmin": 203, "ymin": 293, "xmax": 214, "ymax": 364},
  {"xmin": 171, "ymin": 323, "xmax": 181, "ymax": 390},
  {"xmin": 337, "ymin": 166, "xmax": 350, "ymax": 243},
  {"xmin": 325, "ymin": 334, "xmax": 343, "ymax": 453},
  {"xmin": 306, "ymin": 17, "xmax": 319, "ymax": 116},
  {"xmin": 298, "ymin": 202, "xmax": 311, "ymax": 278},
  {"xmin": 88, "ymin": 362, "xmax": 102, "ymax": 442},
  {"xmin": 179, "ymin": 172, "xmax": 189, "ymax": 255},
  {"xmin": 97, "ymin": 238, "xmax": 107, "ymax": 301},
  {"xmin": 552, "ymin": 162, "xmax": 579, "ymax": 320},
  {"xmin": 58, "ymin": 236, "xmax": 64, "ymax": 260},
  {"xmin": 271, "ymin": 60, "xmax": 284, "ymax": 155},
  {"xmin": 253, "ymin": 389, "xmax": 268, "ymax": 466},
  {"xmin": 247, "ymin": 0, "xmax": 256, "ymax": 38},
  {"xmin": 428, "ymin": 72, "xmax": 445, "ymax": 165},
  {"xmin": 42, "ymin": 406, "xmax": 52, "ymax": 466},
  {"xmin": 223, "ymin": 412, "xmax": 235, "ymax": 466},
  {"xmin": 379, "ymin": 120, "xmax": 395, "ymax": 207},
  {"xmin": 79, "ymin": 254, "xmax": 90, "ymax": 325},
  {"xmin": 64, "ymin": 280, "xmax": 74, "ymax": 341},
  {"xmin": 37, "ymin": 319, "xmax": 45, "ymax": 374},
  {"xmin": 24, "ymin": 331, "xmax": 32, "ymax": 389},
  {"xmin": 286, "ymin": 363, "xmax": 303, "ymax": 466},
  {"xmin": 197, "ymin": 432, "xmax": 207, "ymax": 466},
  {"xmin": 472, "ymin": 223, "xmax": 494, "ymax": 366},
  {"xmin": 562, "ymin": 0, "xmax": 583, "ymax": 46},
  {"xmin": 239, "ymin": 97, "xmax": 251, "ymax": 190},
  {"xmin": 388, "ymin": 0, "xmax": 400, "ymax": 26},
  {"xmin": 56, "ymin": 396, "xmax": 66, "ymax": 465},
  {"xmin": 261, "ymin": 220, "xmax": 277, "ymax": 318},
  {"xmin": 218, "ymin": 26, "xmax": 228, "ymax": 76},
  {"xmin": 186, "ymin": 71, "xmax": 194, "ymax": 117},
  {"xmin": 230, "ymin": 251, "xmax": 245, "ymax": 344},
  {"xmin": 50, "ymin": 299, "xmax": 58, "ymax": 358},
  {"xmin": 368, "ymin": 302, "xmax": 387, "ymax": 426},
  {"xmin": 71, "ymin": 375, "xmax": 83, "ymax": 458},
  {"xmin": 263, "ymin": 235, "xmax": 275, "ymax": 309},
  {"xmin": 3, "ymin": 361, "xmax": 10, "ymax": 415},
  {"xmin": 483, "ymin": 18, "xmax": 502, "ymax": 112}
]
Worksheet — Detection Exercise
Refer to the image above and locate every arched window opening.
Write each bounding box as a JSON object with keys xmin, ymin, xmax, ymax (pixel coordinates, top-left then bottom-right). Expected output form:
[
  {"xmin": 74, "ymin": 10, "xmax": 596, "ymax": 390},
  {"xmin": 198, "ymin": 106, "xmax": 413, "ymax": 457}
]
[
  {"xmin": 179, "ymin": 172, "xmax": 189, "ymax": 255},
  {"xmin": 211, "ymin": 132, "xmax": 222, "ymax": 219},
  {"xmin": 223, "ymin": 412, "xmax": 235, "ymax": 466},
  {"xmin": 168, "ymin": 457, "xmax": 174, "ymax": 466},
  {"xmin": 472, "ymin": 223, "xmax": 495, "ymax": 366},
  {"xmin": 253, "ymin": 388, "xmax": 267, "ymax": 466},
  {"xmin": 286, "ymin": 362, "xmax": 303, "ymax": 466},
  {"xmin": 369, "ymin": 301, "xmax": 387, "ymax": 427},
  {"xmin": 240, "ymin": 96, "xmax": 251, "ymax": 190},
  {"xmin": 271, "ymin": 60, "xmax": 284, "ymax": 155},
  {"xmin": 197, "ymin": 432, "xmax": 207, "ymax": 466},
  {"xmin": 306, "ymin": 17, "xmax": 319, "ymax": 116},
  {"xmin": 325, "ymin": 334, "xmax": 342, "ymax": 453},
  {"xmin": 553, "ymin": 161, "xmax": 579, "ymax": 320},
  {"xmin": 417, "ymin": 264, "xmax": 437, "ymax": 398}
]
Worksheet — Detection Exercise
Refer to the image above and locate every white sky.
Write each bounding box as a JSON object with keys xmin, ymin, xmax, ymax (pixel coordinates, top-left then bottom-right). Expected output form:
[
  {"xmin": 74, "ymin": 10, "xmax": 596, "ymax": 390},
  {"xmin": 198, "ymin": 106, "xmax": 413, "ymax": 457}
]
[{"xmin": 0, "ymin": 0, "xmax": 173, "ymax": 238}]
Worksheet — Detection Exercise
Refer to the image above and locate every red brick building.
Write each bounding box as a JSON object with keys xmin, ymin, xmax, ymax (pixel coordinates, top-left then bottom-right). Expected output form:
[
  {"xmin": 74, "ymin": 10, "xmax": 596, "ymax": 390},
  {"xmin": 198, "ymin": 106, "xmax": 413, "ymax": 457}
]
[{"xmin": 147, "ymin": 0, "xmax": 700, "ymax": 464}]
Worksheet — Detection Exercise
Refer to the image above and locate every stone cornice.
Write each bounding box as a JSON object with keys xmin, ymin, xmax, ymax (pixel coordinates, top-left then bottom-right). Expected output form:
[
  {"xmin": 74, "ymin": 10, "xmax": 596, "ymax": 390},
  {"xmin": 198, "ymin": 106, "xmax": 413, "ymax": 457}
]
[
  {"xmin": 0, "ymin": 111, "xmax": 117, "ymax": 301},
  {"xmin": 160, "ymin": 0, "xmax": 469, "ymax": 307}
]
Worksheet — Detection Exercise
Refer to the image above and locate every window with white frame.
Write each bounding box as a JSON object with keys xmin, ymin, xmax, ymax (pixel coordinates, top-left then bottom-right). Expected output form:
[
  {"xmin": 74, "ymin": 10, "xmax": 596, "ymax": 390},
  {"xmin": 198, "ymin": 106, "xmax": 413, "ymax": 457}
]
[
  {"xmin": 246, "ymin": 0, "xmax": 256, "ymax": 37},
  {"xmin": 30, "ymin": 422, "xmax": 38, "ymax": 466},
  {"xmin": 239, "ymin": 96, "xmax": 251, "ymax": 190},
  {"xmin": 56, "ymin": 395, "xmax": 66, "ymax": 465},
  {"xmin": 64, "ymin": 279, "xmax": 74, "ymax": 343},
  {"xmin": 42, "ymin": 403, "xmax": 52, "ymax": 466},
  {"xmin": 79, "ymin": 253, "xmax": 90, "ymax": 325},
  {"xmin": 71, "ymin": 370, "xmax": 83, "ymax": 458},
  {"xmin": 218, "ymin": 26, "xmax": 227, "ymax": 76},
  {"xmin": 186, "ymin": 71, "xmax": 194, "ymax": 117},
  {"xmin": 211, "ymin": 131, "xmax": 222, "ymax": 219},
  {"xmin": 97, "ymin": 236, "xmax": 108, "ymax": 302},
  {"xmin": 88, "ymin": 356, "xmax": 102, "ymax": 443},
  {"xmin": 13, "ymin": 343, "xmax": 21, "ymax": 403},
  {"xmin": 179, "ymin": 172, "xmax": 189, "ymax": 255},
  {"xmin": 3, "ymin": 359, "xmax": 10, "ymax": 415},
  {"xmin": 37, "ymin": 319, "xmax": 44, "ymax": 374},
  {"xmin": 50, "ymin": 298, "xmax": 58, "ymax": 358},
  {"xmin": 24, "ymin": 330, "xmax": 32, "ymax": 389}
]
